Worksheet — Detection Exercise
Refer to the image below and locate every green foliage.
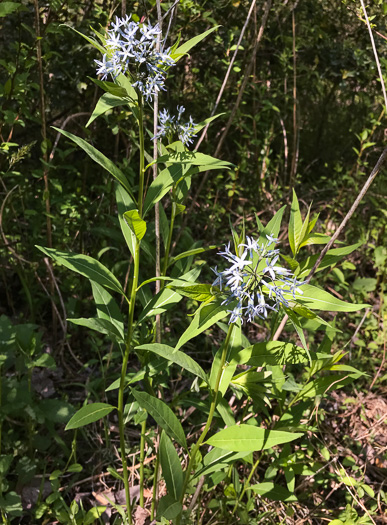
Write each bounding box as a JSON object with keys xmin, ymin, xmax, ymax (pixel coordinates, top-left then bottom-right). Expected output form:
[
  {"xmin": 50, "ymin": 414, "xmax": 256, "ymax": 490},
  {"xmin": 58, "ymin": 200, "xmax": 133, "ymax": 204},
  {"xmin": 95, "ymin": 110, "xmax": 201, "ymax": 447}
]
[{"xmin": 1, "ymin": 1, "xmax": 385, "ymax": 523}]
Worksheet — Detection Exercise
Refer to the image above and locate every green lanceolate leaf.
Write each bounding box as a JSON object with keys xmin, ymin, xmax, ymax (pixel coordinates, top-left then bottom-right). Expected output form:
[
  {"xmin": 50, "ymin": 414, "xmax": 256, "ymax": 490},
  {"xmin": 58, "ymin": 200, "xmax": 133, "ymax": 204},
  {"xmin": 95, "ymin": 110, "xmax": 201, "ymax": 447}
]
[
  {"xmin": 167, "ymin": 283, "xmax": 215, "ymax": 302},
  {"xmin": 137, "ymin": 288, "xmax": 183, "ymax": 323},
  {"xmin": 89, "ymin": 77, "xmax": 128, "ymax": 97},
  {"xmin": 65, "ymin": 403, "xmax": 115, "ymax": 430},
  {"xmin": 156, "ymin": 151, "xmax": 232, "ymax": 169},
  {"xmin": 36, "ymin": 246, "xmax": 125, "ymax": 296},
  {"xmin": 123, "ymin": 209, "xmax": 146, "ymax": 241},
  {"xmin": 52, "ymin": 128, "xmax": 134, "ymax": 198},
  {"xmin": 210, "ymin": 322, "xmax": 241, "ymax": 395},
  {"xmin": 288, "ymin": 284, "xmax": 368, "ymax": 312},
  {"xmin": 116, "ymin": 184, "xmax": 137, "ymax": 258},
  {"xmin": 249, "ymin": 482, "xmax": 297, "ymax": 502},
  {"xmin": 297, "ymin": 375, "xmax": 353, "ymax": 400},
  {"xmin": 298, "ymin": 204, "xmax": 312, "ymax": 249},
  {"xmin": 91, "ymin": 281, "xmax": 124, "ymax": 339},
  {"xmin": 299, "ymin": 233, "xmax": 331, "ymax": 248},
  {"xmin": 67, "ymin": 26, "xmax": 106, "ymax": 54},
  {"xmin": 168, "ymin": 245, "xmax": 217, "ymax": 267},
  {"xmin": 175, "ymin": 301, "xmax": 230, "ymax": 351},
  {"xmin": 131, "ymin": 390, "xmax": 187, "ymax": 448},
  {"xmin": 135, "ymin": 343, "xmax": 208, "ymax": 384},
  {"xmin": 288, "ymin": 190, "xmax": 302, "ymax": 257},
  {"xmin": 171, "ymin": 26, "xmax": 220, "ymax": 61},
  {"xmin": 160, "ymin": 431, "xmax": 183, "ymax": 500},
  {"xmin": 297, "ymin": 242, "xmax": 362, "ymax": 277},
  {"xmin": 157, "ymin": 496, "xmax": 182, "ymax": 521},
  {"xmin": 194, "ymin": 113, "xmax": 225, "ymax": 133},
  {"xmin": 195, "ymin": 448, "xmax": 251, "ymax": 479},
  {"xmin": 67, "ymin": 317, "xmax": 124, "ymax": 342},
  {"xmin": 137, "ymin": 276, "xmax": 175, "ymax": 291},
  {"xmin": 143, "ymin": 163, "xmax": 188, "ymax": 216},
  {"xmin": 206, "ymin": 425, "xmax": 303, "ymax": 452},
  {"xmin": 259, "ymin": 205, "xmax": 287, "ymax": 249},
  {"xmin": 86, "ymin": 93, "xmax": 127, "ymax": 127}
]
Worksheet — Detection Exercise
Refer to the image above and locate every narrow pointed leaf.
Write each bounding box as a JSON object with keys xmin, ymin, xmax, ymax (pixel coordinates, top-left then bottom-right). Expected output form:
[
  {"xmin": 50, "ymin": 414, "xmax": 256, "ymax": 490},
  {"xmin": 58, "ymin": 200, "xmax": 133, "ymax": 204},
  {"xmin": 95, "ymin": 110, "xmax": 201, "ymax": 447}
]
[
  {"xmin": 176, "ymin": 301, "xmax": 230, "ymax": 351},
  {"xmin": 171, "ymin": 26, "xmax": 220, "ymax": 60},
  {"xmin": 157, "ymin": 496, "xmax": 182, "ymax": 520},
  {"xmin": 135, "ymin": 343, "xmax": 208, "ymax": 384},
  {"xmin": 242, "ymin": 341, "xmax": 309, "ymax": 367},
  {"xmin": 297, "ymin": 243, "xmax": 362, "ymax": 277},
  {"xmin": 67, "ymin": 317, "xmax": 124, "ymax": 342},
  {"xmin": 86, "ymin": 93, "xmax": 127, "ymax": 127},
  {"xmin": 116, "ymin": 184, "xmax": 137, "ymax": 258},
  {"xmin": 52, "ymin": 128, "xmax": 134, "ymax": 198},
  {"xmin": 36, "ymin": 246, "xmax": 125, "ymax": 296},
  {"xmin": 259, "ymin": 205, "xmax": 287, "ymax": 249},
  {"xmin": 89, "ymin": 77, "xmax": 128, "ymax": 97},
  {"xmin": 299, "ymin": 233, "xmax": 331, "ymax": 248},
  {"xmin": 137, "ymin": 289, "xmax": 183, "ymax": 323},
  {"xmin": 288, "ymin": 190, "xmax": 302, "ymax": 256},
  {"xmin": 194, "ymin": 113, "xmax": 225, "ymax": 133},
  {"xmin": 65, "ymin": 403, "xmax": 115, "ymax": 430},
  {"xmin": 131, "ymin": 390, "xmax": 187, "ymax": 448},
  {"xmin": 288, "ymin": 284, "xmax": 368, "ymax": 312},
  {"xmin": 167, "ymin": 283, "xmax": 215, "ymax": 302},
  {"xmin": 67, "ymin": 26, "xmax": 106, "ymax": 54},
  {"xmin": 160, "ymin": 431, "xmax": 183, "ymax": 500},
  {"xmin": 206, "ymin": 425, "xmax": 303, "ymax": 452},
  {"xmin": 91, "ymin": 281, "xmax": 124, "ymax": 339},
  {"xmin": 168, "ymin": 245, "xmax": 217, "ymax": 266}
]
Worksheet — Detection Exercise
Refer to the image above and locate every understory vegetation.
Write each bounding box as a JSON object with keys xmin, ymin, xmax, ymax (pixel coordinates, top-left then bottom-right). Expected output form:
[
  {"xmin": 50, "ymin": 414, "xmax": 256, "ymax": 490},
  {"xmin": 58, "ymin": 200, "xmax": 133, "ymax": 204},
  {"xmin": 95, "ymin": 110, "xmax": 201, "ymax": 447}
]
[{"xmin": 0, "ymin": 1, "xmax": 386, "ymax": 524}]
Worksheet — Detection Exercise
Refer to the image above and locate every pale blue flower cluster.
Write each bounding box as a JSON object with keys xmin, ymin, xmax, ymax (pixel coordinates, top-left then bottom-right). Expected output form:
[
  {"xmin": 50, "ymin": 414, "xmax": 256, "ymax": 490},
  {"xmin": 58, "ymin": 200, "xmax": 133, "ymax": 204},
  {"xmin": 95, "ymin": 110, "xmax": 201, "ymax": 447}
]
[
  {"xmin": 153, "ymin": 106, "xmax": 197, "ymax": 146},
  {"xmin": 212, "ymin": 235, "xmax": 306, "ymax": 324},
  {"xmin": 95, "ymin": 15, "xmax": 175, "ymax": 100}
]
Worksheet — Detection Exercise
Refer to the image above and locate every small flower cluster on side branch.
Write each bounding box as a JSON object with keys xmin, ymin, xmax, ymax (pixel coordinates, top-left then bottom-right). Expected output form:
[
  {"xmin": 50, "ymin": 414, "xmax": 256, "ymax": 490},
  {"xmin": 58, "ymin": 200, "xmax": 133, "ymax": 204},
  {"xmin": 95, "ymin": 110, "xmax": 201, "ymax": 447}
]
[
  {"xmin": 212, "ymin": 235, "xmax": 306, "ymax": 324},
  {"xmin": 153, "ymin": 106, "xmax": 197, "ymax": 146},
  {"xmin": 95, "ymin": 15, "xmax": 175, "ymax": 100}
]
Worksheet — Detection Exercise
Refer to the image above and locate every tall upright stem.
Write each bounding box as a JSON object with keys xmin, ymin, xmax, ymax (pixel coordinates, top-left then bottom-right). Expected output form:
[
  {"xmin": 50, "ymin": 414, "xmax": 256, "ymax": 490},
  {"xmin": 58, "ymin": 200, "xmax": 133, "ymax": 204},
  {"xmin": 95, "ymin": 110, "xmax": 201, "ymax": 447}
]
[
  {"xmin": 117, "ymin": 98, "xmax": 145, "ymax": 524},
  {"xmin": 162, "ymin": 200, "xmax": 176, "ymax": 278},
  {"xmin": 138, "ymin": 95, "xmax": 145, "ymax": 217},
  {"xmin": 177, "ymin": 323, "xmax": 235, "ymax": 523}
]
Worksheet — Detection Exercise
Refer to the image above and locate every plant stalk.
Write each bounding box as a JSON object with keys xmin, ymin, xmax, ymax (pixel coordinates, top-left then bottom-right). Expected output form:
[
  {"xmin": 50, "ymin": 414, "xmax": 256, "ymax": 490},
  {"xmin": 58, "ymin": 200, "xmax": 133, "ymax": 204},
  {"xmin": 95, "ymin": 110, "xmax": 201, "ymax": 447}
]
[
  {"xmin": 139, "ymin": 418, "xmax": 147, "ymax": 507},
  {"xmin": 151, "ymin": 448, "xmax": 160, "ymax": 520},
  {"xmin": 162, "ymin": 200, "xmax": 176, "ymax": 278},
  {"xmin": 117, "ymin": 98, "xmax": 146, "ymax": 524},
  {"xmin": 177, "ymin": 323, "xmax": 235, "ymax": 523}
]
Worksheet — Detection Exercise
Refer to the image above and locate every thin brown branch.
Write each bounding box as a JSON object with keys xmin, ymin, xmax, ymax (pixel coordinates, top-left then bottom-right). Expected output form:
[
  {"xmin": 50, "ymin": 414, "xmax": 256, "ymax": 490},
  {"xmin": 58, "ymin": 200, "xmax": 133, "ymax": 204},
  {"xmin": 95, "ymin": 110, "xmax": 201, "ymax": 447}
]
[
  {"xmin": 173, "ymin": 0, "xmax": 272, "ymax": 253},
  {"xmin": 195, "ymin": 0, "xmax": 257, "ymax": 151}
]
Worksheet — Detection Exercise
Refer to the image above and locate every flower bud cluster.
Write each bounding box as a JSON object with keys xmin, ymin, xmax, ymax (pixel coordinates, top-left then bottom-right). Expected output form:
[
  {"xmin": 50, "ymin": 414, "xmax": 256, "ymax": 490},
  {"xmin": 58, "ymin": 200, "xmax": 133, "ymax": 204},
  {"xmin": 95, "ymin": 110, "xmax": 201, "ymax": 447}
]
[
  {"xmin": 212, "ymin": 235, "xmax": 306, "ymax": 324},
  {"xmin": 95, "ymin": 15, "xmax": 175, "ymax": 100},
  {"xmin": 153, "ymin": 106, "xmax": 197, "ymax": 146}
]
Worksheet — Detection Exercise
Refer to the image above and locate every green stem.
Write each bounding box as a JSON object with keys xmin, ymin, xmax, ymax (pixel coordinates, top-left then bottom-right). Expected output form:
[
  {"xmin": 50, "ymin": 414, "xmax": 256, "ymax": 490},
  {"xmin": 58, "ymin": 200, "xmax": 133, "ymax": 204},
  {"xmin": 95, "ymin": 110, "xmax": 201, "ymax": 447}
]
[
  {"xmin": 0, "ymin": 365, "xmax": 2, "ymax": 457},
  {"xmin": 151, "ymin": 448, "xmax": 160, "ymax": 520},
  {"xmin": 139, "ymin": 418, "xmax": 146, "ymax": 507},
  {"xmin": 177, "ymin": 323, "xmax": 235, "ymax": 523},
  {"xmin": 138, "ymin": 94, "xmax": 145, "ymax": 217},
  {"xmin": 117, "ymin": 95, "xmax": 145, "ymax": 525},
  {"xmin": 232, "ymin": 453, "xmax": 262, "ymax": 516},
  {"xmin": 162, "ymin": 199, "xmax": 176, "ymax": 279}
]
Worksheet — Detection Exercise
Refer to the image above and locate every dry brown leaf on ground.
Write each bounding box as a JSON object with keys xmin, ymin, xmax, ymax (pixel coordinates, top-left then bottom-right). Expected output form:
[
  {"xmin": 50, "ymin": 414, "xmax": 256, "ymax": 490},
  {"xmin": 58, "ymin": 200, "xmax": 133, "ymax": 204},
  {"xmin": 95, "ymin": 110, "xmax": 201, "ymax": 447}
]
[{"xmin": 134, "ymin": 505, "xmax": 150, "ymax": 525}]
